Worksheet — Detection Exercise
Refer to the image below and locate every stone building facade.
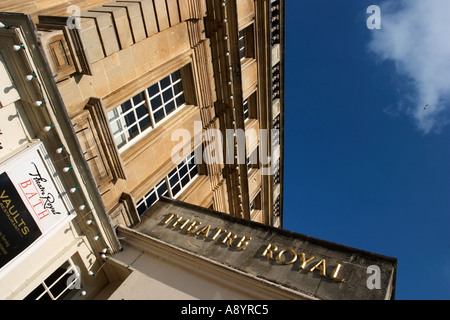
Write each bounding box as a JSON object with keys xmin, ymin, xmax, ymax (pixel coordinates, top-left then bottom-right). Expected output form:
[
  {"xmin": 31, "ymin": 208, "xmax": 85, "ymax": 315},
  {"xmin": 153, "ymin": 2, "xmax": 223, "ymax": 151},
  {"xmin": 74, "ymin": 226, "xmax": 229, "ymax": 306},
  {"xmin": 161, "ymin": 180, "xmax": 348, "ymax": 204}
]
[
  {"xmin": 1, "ymin": 0, "xmax": 284, "ymax": 228},
  {"xmin": 0, "ymin": 0, "xmax": 287, "ymax": 300},
  {"xmin": 0, "ymin": 0, "xmax": 396, "ymax": 300}
]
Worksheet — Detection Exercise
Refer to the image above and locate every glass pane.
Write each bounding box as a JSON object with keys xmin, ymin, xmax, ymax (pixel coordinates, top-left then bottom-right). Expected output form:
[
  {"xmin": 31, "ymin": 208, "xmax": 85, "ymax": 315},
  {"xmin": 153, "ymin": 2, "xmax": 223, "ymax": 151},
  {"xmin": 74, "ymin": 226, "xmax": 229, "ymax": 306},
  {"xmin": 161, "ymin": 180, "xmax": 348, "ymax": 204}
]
[
  {"xmin": 171, "ymin": 183, "xmax": 181, "ymax": 197},
  {"xmin": 147, "ymin": 83, "xmax": 159, "ymax": 98},
  {"xmin": 107, "ymin": 109, "xmax": 119, "ymax": 122},
  {"xmin": 50, "ymin": 273, "xmax": 72, "ymax": 299},
  {"xmin": 239, "ymin": 29, "xmax": 246, "ymax": 59},
  {"xmin": 187, "ymin": 161, "xmax": 196, "ymax": 171},
  {"xmin": 190, "ymin": 165, "xmax": 198, "ymax": 177},
  {"xmin": 181, "ymin": 174, "xmax": 190, "ymax": 188},
  {"xmin": 250, "ymin": 200, "xmax": 255, "ymax": 212},
  {"xmin": 153, "ymin": 108, "xmax": 165, "ymax": 124},
  {"xmin": 165, "ymin": 101, "xmax": 176, "ymax": 115},
  {"xmin": 175, "ymin": 94, "xmax": 185, "ymax": 107},
  {"xmin": 138, "ymin": 188, "xmax": 158, "ymax": 215},
  {"xmin": 157, "ymin": 180, "xmax": 168, "ymax": 197},
  {"xmin": 128, "ymin": 123, "xmax": 139, "ymax": 137},
  {"xmin": 185, "ymin": 154, "xmax": 193, "ymax": 165},
  {"xmin": 24, "ymin": 284, "xmax": 46, "ymax": 300},
  {"xmin": 147, "ymin": 192, "xmax": 158, "ymax": 208},
  {"xmin": 124, "ymin": 111, "xmax": 137, "ymax": 127},
  {"xmin": 109, "ymin": 119, "xmax": 122, "ymax": 136},
  {"xmin": 150, "ymin": 95, "xmax": 162, "ymax": 111},
  {"xmin": 139, "ymin": 117, "xmax": 151, "ymax": 131},
  {"xmin": 160, "ymin": 75, "xmax": 171, "ymax": 89},
  {"xmin": 136, "ymin": 104, "xmax": 148, "ymax": 119},
  {"xmin": 121, "ymin": 100, "xmax": 132, "ymax": 113},
  {"xmin": 168, "ymin": 168, "xmax": 177, "ymax": 179},
  {"xmin": 179, "ymin": 163, "xmax": 188, "ymax": 178},
  {"xmin": 132, "ymin": 92, "xmax": 144, "ymax": 106},
  {"xmin": 137, "ymin": 202, "xmax": 147, "ymax": 215},
  {"xmin": 243, "ymin": 99, "xmax": 249, "ymax": 120},
  {"xmin": 169, "ymin": 174, "xmax": 179, "ymax": 188},
  {"xmin": 114, "ymin": 134, "xmax": 126, "ymax": 150},
  {"xmin": 44, "ymin": 263, "xmax": 69, "ymax": 284},
  {"xmin": 171, "ymin": 70, "xmax": 182, "ymax": 82},
  {"xmin": 173, "ymin": 81, "xmax": 183, "ymax": 95},
  {"xmin": 162, "ymin": 87, "xmax": 173, "ymax": 103}
]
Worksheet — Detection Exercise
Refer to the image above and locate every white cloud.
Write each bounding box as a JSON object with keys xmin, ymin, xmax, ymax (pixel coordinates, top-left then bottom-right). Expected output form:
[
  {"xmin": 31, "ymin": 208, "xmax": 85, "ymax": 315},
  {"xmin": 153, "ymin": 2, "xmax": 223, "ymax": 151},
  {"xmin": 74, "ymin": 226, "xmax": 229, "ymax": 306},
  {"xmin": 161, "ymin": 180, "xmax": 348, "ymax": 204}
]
[{"xmin": 368, "ymin": 0, "xmax": 450, "ymax": 134}]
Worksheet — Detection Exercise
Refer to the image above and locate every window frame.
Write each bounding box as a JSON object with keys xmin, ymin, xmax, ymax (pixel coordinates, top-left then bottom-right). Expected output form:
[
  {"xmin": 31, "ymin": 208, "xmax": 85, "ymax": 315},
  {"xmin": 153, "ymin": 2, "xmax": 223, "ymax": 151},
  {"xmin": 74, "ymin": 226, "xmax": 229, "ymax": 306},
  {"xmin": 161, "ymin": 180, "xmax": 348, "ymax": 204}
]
[
  {"xmin": 243, "ymin": 98, "xmax": 250, "ymax": 121},
  {"xmin": 238, "ymin": 29, "xmax": 247, "ymax": 61},
  {"xmin": 136, "ymin": 151, "xmax": 200, "ymax": 215},
  {"xmin": 243, "ymin": 91, "xmax": 258, "ymax": 122},
  {"xmin": 238, "ymin": 24, "xmax": 255, "ymax": 62},
  {"xmin": 247, "ymin": 146, "xmax": 259, "ymax": 173},
  {"xmin": 24, "ymin": 258, "xmax": 80, "ymax": 300},
  {"xmin": 250, "ymin": 192, "xmax": 262, "ymax": 221},
  {"xmin": 108, "ymin": 70, "xmax": 187, "ymax": 152}
]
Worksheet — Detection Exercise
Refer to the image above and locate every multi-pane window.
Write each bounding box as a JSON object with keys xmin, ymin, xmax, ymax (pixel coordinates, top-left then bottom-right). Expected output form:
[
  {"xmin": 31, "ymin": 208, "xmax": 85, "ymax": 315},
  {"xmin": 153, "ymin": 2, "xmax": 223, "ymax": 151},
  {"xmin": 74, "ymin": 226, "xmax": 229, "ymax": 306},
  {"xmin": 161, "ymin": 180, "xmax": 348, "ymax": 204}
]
[
  {"xmin": 108, "ymin": 70, "xmax": 186, "ymax": 150},
  {"xmin": 273, "ymin": 166, "xmax": 281, "ymax": 185},
  {"xmin": 247, "ymin": 147, "xmax": 259, "ymax": 173},
  {"xmin": 272, "ymin": 63, "xmax": 281, "ymax": 101},
  {"xmin": 238, "ymin": 25, "xmax": 255, "ymax": 61},
  {"xmin": 250, "ymin": 198, "xmax": 256, "ymax": 214},
  {"xmin": 272, "ymin": 113, "xmax": 281, "ymax": 130},
  {"xmin": 273, "ymin": 158, "xmax": 280, "ymax": 181},
  {"xmin": 243, "ymin": 91, "xmax": 258, "ymax": 122},
  {"xmin": 136, "ymin": 151, "xmax": 199, "ymax": 215},
  {"xmin": 24, "ymin": 259, "xmax": 80, "ymax": 300},
  {"xmin": 272, "ymin": 123, "xmax": 280, "ymax": 147},
  {"xmin": 270, "ymin": 0, "xmax": 281, "ymax": 46},
  {"xmin": 273, "ymin": 194, "xmax": 281, "ymax": 217},
  {"xmin": 243, "ymin": 98, "xmax": 249, "ymax": 121},
  {"xmin": 136, "ymin": 179, "xmax": 169, "ymax": 215},
  {"xmin": 167, "ymin": 152, "xmax": 199, "ymax": 198},
  {"xmin": 250, "ymin": 192, "xmax": 261, "ymax": 218},
  {"xmin": 238, "ymin": 29, "xmax": 246, "ymax": 60}
]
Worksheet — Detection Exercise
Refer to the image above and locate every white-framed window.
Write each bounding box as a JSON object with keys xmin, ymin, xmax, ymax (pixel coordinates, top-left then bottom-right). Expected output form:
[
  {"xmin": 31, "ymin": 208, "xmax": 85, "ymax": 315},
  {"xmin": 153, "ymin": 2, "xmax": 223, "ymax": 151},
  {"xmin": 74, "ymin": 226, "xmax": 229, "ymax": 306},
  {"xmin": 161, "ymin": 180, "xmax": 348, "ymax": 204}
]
[
  {"xmin": 250, "ymin": 198, "xmax": 256, "ymax": 214},
  {"xmin": 243, "ymin": 98, "xmax": 249, "ymax": 121},
  {"xmin": 108, "ymin": 70, "xmax": 186, "ymax": 151},
  {"xmin": 243, "ymin": 91, "xmax": 258, "ymax": 122},
  {"xmin": 271, "ymin": 63, "xmax": 281, "ymax": 101},
  {"xmin": 270, "ymin": 0, "xmax": 281, "ymax": 46},
  {"xmin": 167, "ymin": 152, "xmax": 199, "ymax": 198},
  {"xmin": 136, "ymin": 179, "xmax": 169, "ymax": 215},
  {"xmin": 24, "ymin": 258, "xmax": 80, "ymax": 300},
  {"xmin": 136, "ymin": 151, "xmax": 199, "ymax": 215},
  {"xmin": 247, "ymin": 146, "xmax": 259, "ymax": 173},
  {"xmin": 238, "ymin": 29, "xmax": 247, "ymax": 61},
  {"xmin": 238, "ymin": 25, "xmax": 255, "ymax": 62},
  {"xmin": 250, "ymin": 192, "xmax": 261, "ymax": 219}
]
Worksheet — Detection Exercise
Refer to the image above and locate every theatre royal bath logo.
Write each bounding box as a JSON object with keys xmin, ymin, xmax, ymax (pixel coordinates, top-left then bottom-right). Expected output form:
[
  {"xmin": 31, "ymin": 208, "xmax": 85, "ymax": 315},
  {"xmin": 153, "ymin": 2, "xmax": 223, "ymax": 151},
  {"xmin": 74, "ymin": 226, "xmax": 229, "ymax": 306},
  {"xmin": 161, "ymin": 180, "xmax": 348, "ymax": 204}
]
[{"xmin": 23, "ymin": 162, "xmax": 62, "ymax": 218}]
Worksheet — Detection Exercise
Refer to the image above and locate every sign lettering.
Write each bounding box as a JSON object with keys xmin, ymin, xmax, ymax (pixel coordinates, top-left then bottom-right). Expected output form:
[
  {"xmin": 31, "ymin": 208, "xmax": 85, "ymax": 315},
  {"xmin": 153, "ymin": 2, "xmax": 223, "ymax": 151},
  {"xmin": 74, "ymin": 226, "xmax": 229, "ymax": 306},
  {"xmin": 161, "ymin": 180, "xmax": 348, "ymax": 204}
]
[
  {"xmin": 163, "ymin": 213, "xmax": 252, "ymax": 251},
  {"xmin": 0, "ymin": 173, "xmax": 41, "ymax": 269},
  {"xmin": 0, "ymin": 142, "xmax": 73, "ymax": 271},
  {"xmin": 20, "ymin": 162, "xmax": 62, "ymax": 219},
  {"xmin": 161, "ymin": 213, "xmax": 345, "ymax": 283}
]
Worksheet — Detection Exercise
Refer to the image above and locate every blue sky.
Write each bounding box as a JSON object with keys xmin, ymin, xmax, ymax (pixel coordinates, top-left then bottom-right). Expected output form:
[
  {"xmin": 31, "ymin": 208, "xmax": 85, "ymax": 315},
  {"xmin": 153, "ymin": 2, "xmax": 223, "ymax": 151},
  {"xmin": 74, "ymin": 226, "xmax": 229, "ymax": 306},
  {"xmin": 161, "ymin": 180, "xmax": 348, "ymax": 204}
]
[{"xmin": 283, "ymin": 0, "xmax": 450, "ymax": 299}]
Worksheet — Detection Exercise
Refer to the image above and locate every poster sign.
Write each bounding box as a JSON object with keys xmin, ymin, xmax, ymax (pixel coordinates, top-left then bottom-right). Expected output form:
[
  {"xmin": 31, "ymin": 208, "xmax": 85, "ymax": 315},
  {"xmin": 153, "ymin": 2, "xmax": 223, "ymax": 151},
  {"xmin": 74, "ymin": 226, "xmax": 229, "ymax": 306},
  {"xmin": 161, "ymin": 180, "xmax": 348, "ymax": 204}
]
[
  {"xmin": 0, "ymin": 173, "xmax": 42, "ymax": 269},
  {"xmin": 0, "ymin": 143, "xmax": 72, "ymax": 270}
]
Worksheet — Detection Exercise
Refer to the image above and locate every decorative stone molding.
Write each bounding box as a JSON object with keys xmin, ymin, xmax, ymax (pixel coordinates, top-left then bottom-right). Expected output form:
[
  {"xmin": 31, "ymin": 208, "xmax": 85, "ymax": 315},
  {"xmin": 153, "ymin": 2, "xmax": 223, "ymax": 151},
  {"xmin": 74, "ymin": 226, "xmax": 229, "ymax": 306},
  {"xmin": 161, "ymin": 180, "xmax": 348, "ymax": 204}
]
[
  {"xmin": 37, "ymin": 15, "xmax": 93, "ymax": 77},
  {"xmin": 84, "ymin": 97, "xmax": 127, "ymax": 181},
  {"xmin": 109, "ymin": 192, "xmax": 141, "ymax": 227},
  {"xmin": 71, "ymin": 97, "xmax": 127, "ymax": 195}
]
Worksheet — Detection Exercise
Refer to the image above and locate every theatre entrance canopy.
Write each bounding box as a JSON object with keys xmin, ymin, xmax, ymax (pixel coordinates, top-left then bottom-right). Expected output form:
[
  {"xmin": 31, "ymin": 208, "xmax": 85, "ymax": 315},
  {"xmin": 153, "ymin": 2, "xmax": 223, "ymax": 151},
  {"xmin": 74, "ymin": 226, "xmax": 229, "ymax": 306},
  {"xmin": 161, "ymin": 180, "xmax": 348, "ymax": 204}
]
[{"xmin": 110, "ymin": 197, "xmax": 396, "ymax": 300}]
